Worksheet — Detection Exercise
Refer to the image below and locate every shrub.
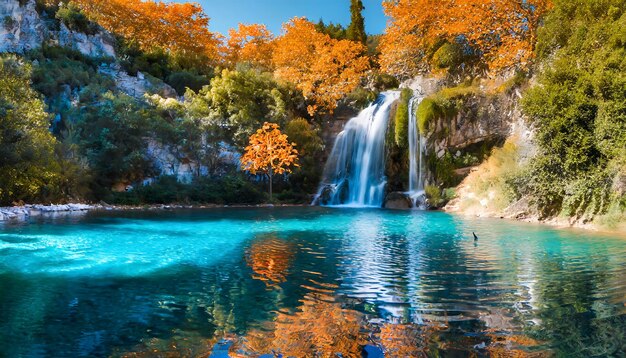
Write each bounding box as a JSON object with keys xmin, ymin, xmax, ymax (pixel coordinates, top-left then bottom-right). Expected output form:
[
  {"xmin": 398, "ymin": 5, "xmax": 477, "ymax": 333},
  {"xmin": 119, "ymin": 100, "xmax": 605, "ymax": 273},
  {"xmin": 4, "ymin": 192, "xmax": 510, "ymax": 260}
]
[
  {"xmin": 55, "ymin": 3, "xmax": 98, "ymax": 35},
  {"xmin": 432, "ymin": 42, "xmax": 464, "ymax": 69},
  {"xmin": 165, "ymin": 70, "xmax": 211, "ymax": 95},
  {"xmin": 425, "ymin": 185, "xmax": 443, "ymax": 208}
]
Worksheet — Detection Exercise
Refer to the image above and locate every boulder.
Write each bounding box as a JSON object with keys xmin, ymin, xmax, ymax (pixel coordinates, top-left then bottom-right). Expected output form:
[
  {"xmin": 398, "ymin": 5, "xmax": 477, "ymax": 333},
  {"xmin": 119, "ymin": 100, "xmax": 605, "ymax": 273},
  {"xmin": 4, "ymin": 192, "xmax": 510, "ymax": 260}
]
[{"xmin": 384, "ymin": 192, "xmax": 412, "ymax": 210}]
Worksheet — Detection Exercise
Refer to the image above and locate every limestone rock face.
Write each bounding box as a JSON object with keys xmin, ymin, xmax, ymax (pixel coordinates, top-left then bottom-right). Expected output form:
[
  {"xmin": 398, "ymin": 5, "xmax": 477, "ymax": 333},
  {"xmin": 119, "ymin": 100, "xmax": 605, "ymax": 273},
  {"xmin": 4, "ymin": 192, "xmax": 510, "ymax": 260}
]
[
  {"xmin": 98, "ymin": 64, "xmax": 177, "ymax": 100},
  {"xmin": 58, "ymin": 22, "xmax": 115, "ymax": 58},
  {"xmin": 0, "ymin": 0, "xmax": 46, "ymax": 53},
  {"xmin": 0, "ymin": 0, "xmax": 115, "ymax": 58},
  {"xmin": 430, "ymin": 90, "xmax": 520, "ymax": 155}
]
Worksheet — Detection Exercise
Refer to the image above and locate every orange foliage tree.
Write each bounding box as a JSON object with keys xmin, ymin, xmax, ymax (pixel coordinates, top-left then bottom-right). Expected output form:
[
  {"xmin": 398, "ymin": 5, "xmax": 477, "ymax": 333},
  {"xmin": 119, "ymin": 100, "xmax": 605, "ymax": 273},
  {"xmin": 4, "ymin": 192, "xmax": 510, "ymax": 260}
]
[
  {"xmin": 379, "ymin": 0, "xmax": 552, "ymax": 79},
  {"xmin": 240, "ymin": 123, "xmax": 299, "ymax": 199},
  {"xmin": 61, "ymin": 0, "xmax": 221, "ymax": 63},
  {"xmin": 225, "ymin": 23, "xmax": 275, "ymax": 69},
  {"xmin": 273, "ymin": 18, "xmax": 370, "ymax": 116}
]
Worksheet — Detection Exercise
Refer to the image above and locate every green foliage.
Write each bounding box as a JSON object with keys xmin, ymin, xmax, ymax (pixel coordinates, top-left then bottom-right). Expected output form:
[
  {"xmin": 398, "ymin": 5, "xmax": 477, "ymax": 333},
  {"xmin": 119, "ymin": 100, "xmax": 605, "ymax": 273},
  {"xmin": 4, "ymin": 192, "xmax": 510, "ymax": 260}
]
[
  {"xmin": 394, "ymin": 88, "xmax": 412, "ymax": 148},
  {"xmin": 73, "ymin": 92, "xmax": 156, "ymax": 196},
  {"xmin": 432, "ymin": 42, "xmax": 464, "ymax": 69},
  {"xmin": 166, "ymin": 70, "xmax": 211, "ymax": 95},
  {"xmin": 55, "ymin": 2, "xmax": 98, "ymax": 35},
  {"xmin": 426, "ymin": 152, "xmax": 460, "ymax": 189},
  {"xmin": 519, "ymin": 0, "xmax": 626, "ymax": 220},
  {"xmin": 347, "ymin": 0, "xmax": 367, "ymax": 44},
  {"xmin": 416, "ymin": 98, "xmax": 442, "ymax": 135},
  {"xmin": 0, "ymin": 56, "xmax": 60, "ymax": 205},
  {"xmin": 416, "ymin": 84, "xmax": 479, "ymax": 135},
  {"xmin": 345, "ymin": 87, "xmax": 377, "ymax": 110},
  {"xmin": 284, "ymin": 118, "xmax": 324, "ymax": 194},
  {"xmin": 27, "ymin": 46, "xmax": 112, "ymax": 95},
  {"xmin": 425, "ymin": 185, "xmax": 456, "ymax": 208},
  {"xmin": 186, "ymin": 67, "xmax": 304, "ymax": 148},
  {"xmin": 110, "ymin": 175, "xmax": 266, "ymax": 205},
  {"xmin": 116, "ymin": 39, "xmax": 214, "ymax": 84},
  {"xmin": 315, "ymin": 20, "xmax": 347, "ymax": 40}
]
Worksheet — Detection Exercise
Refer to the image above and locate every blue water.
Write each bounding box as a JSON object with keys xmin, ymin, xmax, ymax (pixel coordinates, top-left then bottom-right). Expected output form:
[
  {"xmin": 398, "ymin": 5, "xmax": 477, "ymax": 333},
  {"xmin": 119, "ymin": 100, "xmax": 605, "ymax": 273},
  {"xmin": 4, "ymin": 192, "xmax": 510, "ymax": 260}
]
[{"xmin": 0, "ymin": 208, "xmax": 625, "ymax": 357}]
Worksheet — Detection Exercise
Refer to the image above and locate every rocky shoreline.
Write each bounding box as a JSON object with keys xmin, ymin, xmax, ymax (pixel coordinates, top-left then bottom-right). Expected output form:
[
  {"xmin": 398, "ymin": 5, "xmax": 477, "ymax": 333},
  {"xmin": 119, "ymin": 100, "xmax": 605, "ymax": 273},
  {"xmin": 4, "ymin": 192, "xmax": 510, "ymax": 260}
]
[
  {"xmin": 0, "ymin": 204, "xmax": 95, "ymax": 221},
  {"xmin": 0, "ymin": 203, "xmax": 307, "ymax": 221}
]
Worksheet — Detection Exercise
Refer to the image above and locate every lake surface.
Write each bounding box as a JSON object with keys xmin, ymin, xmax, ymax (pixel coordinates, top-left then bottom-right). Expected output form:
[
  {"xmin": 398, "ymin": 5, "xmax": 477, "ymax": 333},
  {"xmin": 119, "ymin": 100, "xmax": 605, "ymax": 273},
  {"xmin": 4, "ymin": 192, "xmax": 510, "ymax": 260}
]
[{"xmin": 1, "ymin": 207, "xmax": 625, "ymax": 357}]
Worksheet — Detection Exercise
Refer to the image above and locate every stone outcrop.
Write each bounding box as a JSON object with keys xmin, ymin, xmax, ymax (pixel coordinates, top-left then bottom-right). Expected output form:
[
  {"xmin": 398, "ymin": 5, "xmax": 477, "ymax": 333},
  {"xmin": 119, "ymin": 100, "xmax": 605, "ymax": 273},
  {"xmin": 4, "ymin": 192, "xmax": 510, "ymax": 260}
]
[
  {"xmin": 429, "ymin": 89, "xmax": 521, "ymax": 158},
  {"xmin": 384, "ymin": 192, "xmax": 412, "ymax": 210},
  {"xmin": 98, "ymin": 64, "xmax": 177, "ymax": 100},
  {"xmin": 0, "ymin": 0, "xmax": 115, "ymax": 58},
  {"xmin": 0, "ymin": 204, "xmax": 94, "ymax": 221}
]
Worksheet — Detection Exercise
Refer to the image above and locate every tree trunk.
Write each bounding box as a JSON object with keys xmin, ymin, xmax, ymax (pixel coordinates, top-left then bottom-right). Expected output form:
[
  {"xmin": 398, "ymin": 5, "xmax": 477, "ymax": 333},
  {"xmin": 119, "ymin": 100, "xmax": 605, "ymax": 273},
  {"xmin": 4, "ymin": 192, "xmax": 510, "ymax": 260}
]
[{"xmin": 268, "ymin": 167, "xmax": 273, "ymax": 201}]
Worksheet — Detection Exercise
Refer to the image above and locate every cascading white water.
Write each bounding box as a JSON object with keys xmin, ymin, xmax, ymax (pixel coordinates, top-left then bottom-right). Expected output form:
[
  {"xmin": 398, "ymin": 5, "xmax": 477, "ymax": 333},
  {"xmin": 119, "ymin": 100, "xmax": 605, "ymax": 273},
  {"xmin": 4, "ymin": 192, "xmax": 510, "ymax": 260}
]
[
  {"xmin": 407, "ymin": 94, "xmax": 427, "ymax": 208},
  {"xmin": 314, "ymin": 91, "xmax": 400, "ymax": 207}
]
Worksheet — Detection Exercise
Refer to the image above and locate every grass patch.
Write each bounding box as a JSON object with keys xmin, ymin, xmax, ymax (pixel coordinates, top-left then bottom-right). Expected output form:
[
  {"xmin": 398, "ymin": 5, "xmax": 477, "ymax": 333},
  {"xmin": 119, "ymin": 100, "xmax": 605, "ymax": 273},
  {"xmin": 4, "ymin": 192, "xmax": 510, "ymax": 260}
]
[{"xmin": 457, "ymin": 139, "xmax": 521, "ymax": 213}]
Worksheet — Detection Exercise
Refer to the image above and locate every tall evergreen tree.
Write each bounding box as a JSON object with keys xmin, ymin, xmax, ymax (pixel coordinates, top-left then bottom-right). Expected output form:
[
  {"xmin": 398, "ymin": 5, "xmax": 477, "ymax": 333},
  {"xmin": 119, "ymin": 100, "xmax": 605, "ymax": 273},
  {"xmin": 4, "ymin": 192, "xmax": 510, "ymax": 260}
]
[{"xmin": 347, "ymin": 0, "xmax": 367, "ymax": 44}]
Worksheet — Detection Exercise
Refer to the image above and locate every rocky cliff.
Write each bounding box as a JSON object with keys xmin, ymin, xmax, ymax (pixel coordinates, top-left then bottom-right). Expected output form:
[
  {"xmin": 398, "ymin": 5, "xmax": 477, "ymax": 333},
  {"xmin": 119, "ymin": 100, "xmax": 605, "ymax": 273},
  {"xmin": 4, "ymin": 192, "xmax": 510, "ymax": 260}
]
[
  {"xmin": 0, "ymin": 0, "xmax": 115, "ymax": 58},
  {"xmin": 382, "ymin": 75, "xmax": 525, "ymax": 210}
]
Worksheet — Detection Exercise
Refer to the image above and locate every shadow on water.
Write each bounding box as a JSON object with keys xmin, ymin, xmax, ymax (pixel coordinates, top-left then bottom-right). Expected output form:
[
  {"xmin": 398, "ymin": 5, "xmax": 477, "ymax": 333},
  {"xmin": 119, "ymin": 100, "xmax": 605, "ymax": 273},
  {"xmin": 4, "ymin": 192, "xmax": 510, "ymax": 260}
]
[{"xmin": 0, "ymin": 207, "xmax": 624, "ymax": 357}]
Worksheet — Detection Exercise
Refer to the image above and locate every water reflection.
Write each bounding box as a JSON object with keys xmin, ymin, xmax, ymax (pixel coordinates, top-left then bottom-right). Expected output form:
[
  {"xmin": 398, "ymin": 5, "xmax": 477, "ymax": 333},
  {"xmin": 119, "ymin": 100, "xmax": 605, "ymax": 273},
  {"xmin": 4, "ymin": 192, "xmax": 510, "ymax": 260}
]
[
  {"xmin": 246, "ymin": 235, "xmax": 294, "ymax": 287},
  {"xmin": 0, "ymin": 208, "xmax": 624, "ymax": 357}
]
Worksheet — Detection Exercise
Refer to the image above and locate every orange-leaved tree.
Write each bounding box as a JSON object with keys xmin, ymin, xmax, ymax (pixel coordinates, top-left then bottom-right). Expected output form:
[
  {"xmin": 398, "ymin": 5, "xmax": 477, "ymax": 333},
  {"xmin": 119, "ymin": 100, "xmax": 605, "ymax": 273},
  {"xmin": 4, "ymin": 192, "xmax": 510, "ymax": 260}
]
[
  {"xmin": 379, "ymin": 0, "xmax": 552, "ymax": 79},
  {"xmin": 240, "ymin": 123, "xmax": 299, "ymax": 200},
  {"xmin": 273, "ymin": 18, "xmax": 370, "ymax": 116},
  {"xmin": 56, "ymin": 0, "xmax": 221, "ymax": 63},
  {"xmin": 226, "ymin": 23, "xmax": 275, "ymax": 69}
]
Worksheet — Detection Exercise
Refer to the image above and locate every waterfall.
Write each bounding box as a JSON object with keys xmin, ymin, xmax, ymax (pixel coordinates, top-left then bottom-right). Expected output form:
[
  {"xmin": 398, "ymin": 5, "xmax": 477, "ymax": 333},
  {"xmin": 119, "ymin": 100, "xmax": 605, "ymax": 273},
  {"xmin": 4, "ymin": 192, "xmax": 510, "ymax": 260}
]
[
  {"xmin": 314, "ymin": 91, "xmax": 400, "ymax": 207},
  {"xmin": 407, "ymin": 95, "xmax": 427, "ymax": 209}
]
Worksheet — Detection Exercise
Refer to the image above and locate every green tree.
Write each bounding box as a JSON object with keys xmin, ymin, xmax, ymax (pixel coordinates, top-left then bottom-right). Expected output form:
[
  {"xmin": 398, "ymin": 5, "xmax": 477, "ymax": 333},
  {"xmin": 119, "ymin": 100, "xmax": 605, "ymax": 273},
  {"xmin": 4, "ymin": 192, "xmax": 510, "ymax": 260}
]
[
  {"xmin": 74, "ymin": 92, "xmax": 155, "ymax": 196},
  {"xmin": 347, "ymin": 0, "xmax": 367, "ymax": 44},
  {"xmin": 519, "ymin": 0, "xmax": 626, "ymax": 221},
  {"xmin": 315, "ymin": 20, "xmax": 347, "ymax": 40},
  {"xmin": 186, "ymin": 66, "xmax": 304, "ymax": 148},
  {"xmin": 284, "ymin": 118, "xmax": 324, "ymax": 194},
  {"xmin": 0, "ymin": 56, "xmax": 60, "ymax": 205}
]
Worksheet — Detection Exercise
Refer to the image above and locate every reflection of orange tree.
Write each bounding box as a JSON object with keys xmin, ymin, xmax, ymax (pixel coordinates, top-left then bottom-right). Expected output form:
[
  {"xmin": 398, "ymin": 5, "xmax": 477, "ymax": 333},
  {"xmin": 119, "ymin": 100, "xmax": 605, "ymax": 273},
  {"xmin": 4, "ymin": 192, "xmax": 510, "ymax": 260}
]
[
  {"xmin": 484, "ymin": 331, "xmax": 550, "ymax": 358},
  {"xmin": 237, "ymin": 292, "xmax": 367, "ymax": 357},
  {"xmin": 245, "ymin": 236, "xmax": 294, "ymax": 287},
  {"xmin": 379, "ymin": 323, "xmax": 442, "ymax": 357},
  {"xmin": 117, "ymin": 296, "xmax": 450, "ymax": 357}
]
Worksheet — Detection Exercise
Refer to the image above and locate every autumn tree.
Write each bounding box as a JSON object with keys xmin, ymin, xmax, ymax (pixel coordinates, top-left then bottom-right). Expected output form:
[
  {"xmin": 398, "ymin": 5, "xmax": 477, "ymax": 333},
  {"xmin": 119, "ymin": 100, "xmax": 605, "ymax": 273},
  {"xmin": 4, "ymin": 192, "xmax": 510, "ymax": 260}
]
[
  {"xmin": 379, "ymin": 0, "xmax": 552, "ymax": 79},
  {"xmin": 240, "ymin": 123, "xmax": 299, "ymax": 200},
  {"xmin": 225, "ymin": 23, "xmax": 275, "ymax": 69},
  {"xmin": 273, "ymin": 18, "xmax": 370, "ymax": 116},
  {"xmin": 347, "ymin": 0, "xmax": 367, "ymax": 44},
  {"xmin": 55, "ymin": 0, "xmax": 221, "ymax": 63}
]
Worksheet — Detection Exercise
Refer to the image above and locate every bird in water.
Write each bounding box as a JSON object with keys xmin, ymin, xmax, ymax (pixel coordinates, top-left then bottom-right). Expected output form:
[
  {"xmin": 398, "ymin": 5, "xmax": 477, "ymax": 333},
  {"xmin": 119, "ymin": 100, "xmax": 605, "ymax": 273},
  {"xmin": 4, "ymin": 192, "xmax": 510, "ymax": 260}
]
[{"xmin": 473, "ymin": 232, "xmax": 479, "ymax": 241}]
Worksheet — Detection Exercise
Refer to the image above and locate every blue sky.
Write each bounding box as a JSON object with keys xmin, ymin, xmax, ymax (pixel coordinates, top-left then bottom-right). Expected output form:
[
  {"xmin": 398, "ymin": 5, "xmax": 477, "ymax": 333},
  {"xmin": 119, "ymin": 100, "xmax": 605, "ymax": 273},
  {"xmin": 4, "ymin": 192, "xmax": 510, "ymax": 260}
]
[{"xmin": 168, "ymin": 0, "xmax": 388, "ymax": 36}]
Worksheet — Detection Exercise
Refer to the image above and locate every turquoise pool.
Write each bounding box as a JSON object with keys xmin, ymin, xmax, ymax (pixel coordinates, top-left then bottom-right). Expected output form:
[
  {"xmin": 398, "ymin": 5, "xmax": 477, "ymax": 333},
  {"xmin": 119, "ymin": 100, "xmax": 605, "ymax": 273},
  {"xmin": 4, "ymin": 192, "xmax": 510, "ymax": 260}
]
[{"xmin": 1, "ymin": 208, "xmax": 625, "ymax": 357}]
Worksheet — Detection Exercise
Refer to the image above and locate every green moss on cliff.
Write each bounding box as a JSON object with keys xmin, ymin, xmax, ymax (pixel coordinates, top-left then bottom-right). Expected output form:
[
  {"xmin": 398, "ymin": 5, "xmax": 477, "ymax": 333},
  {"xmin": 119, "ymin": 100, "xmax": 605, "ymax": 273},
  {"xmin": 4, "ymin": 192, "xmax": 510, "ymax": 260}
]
[
  {"xmin": 416, "ymin": 83, "xmax": 479, "ymax": 135},
  {"xmin": 394, "ymin": 88, "xmax": 412, "ymax": 147}
]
